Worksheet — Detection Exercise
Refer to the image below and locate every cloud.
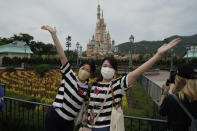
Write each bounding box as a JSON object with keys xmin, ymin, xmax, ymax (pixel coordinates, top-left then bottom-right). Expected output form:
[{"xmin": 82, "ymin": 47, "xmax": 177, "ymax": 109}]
[{"xmin": 0, "ymin": 0, "xmax": 197, "ymax": 50}]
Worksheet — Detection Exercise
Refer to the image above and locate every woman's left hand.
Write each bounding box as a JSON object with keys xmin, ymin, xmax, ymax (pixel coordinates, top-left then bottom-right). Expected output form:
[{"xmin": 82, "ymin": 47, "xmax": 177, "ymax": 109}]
[
  {"xmin": 157, "ymin": 38, "xmax": 181, "ymax": 56},
  {"xmin": 162, "ymin": 84, "xmax": 170, "ymax": 95}
]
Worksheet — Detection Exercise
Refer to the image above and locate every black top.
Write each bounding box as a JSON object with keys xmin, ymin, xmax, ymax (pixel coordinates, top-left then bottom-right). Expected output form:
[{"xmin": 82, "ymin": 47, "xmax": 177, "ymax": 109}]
[{"xmin": 159, "ymin": 94, "xmax": 197, "ymax": 131}]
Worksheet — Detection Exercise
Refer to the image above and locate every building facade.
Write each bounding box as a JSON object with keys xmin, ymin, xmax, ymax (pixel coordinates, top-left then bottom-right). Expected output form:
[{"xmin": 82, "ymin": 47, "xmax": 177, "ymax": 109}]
[
  {"xmin": 184, "ymin": 46, "xmax": 197, "ymax": 58},
  {"xmin": 0, "ymin": 41, "xmax": 33, "ymax": 66},
  {"xmin": 86, "ymin": 4, "xmax": 118, "ymax": 59}
]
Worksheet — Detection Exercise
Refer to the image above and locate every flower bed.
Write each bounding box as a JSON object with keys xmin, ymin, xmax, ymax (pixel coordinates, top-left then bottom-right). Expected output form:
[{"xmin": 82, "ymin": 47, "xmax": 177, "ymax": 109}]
[{"xmin": 0, "ymin": 69, "xmax": 128, "ymax": 108}]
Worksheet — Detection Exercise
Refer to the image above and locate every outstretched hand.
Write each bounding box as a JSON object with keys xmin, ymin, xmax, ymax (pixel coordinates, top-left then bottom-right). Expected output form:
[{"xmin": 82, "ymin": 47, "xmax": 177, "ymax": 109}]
[
  {"xmin": 41, "ymin": 25, "xmax": 56, "ymax": 34},
  {"xmin": 157, "ymin": 38, "xmax": 181, "ymax": 56}
]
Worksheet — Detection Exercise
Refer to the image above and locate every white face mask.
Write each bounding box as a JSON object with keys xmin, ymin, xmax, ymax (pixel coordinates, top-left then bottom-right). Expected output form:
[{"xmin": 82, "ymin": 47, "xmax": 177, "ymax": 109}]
[{"xmin": 101, "ymin": 67, "xmax": 115, "ymax": 80}]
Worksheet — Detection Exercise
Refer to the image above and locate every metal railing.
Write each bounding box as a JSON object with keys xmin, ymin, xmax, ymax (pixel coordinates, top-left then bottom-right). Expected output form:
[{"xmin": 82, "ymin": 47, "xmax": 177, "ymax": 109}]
[
  {"xmin": 0, "ymin": 97, "xmax": 51, "ymax": 131},
  {"xmin": 0, "ymin": 83, "xmax": 6, "ymax": 96},
  {"xmin": 0, "ymin": 97, "xmax": 167, "ymax": 131},
  {"xmin": 137, "ymin": 75, "xmax": 162, "ymax": 100},
  {"xmin": 117, "ymin": 68, "xmax": 163, "ymax": 100},
  {"xmin": 124, "ymin": 115, "xmax": 167, "ymax": 131}
]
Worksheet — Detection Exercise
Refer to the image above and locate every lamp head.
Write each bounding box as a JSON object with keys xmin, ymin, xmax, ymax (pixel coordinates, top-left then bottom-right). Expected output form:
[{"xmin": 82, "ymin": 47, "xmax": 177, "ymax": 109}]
[
  {"xmin": 76, "ymin": 42, "xmax": 80, "ymax": 48},
  {"xmin": 129, "ymin": 34, "xmax": 134, "ymax": 43}
]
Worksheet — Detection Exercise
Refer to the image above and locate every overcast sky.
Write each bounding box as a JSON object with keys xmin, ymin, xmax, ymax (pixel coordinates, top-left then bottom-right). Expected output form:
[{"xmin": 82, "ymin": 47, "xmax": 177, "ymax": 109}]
[{"xmin": 0, "ymin": 0, "xmax": 197, "ymax": 50}]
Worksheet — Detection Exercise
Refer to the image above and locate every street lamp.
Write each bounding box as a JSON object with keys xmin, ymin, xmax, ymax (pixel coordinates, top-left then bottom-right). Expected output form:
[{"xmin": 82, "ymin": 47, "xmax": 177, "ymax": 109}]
[
  {"xmin": 192, "ymin": 46, "xmax": 195, "ymax": 58},
  {"xmin": 66, "ymin": 35, "xmax": 71, "ymax": 60},
  {"xmin": 129, "ymin": 34, "xmax": 134, "ymax": 72},
  {"xmin": 79, "ymin": 45, "xmax": 82, "ymax": 65},
  {"xmin": 76, "ymin": 42, "xmax": 80, "ymax": 67},
  {"xmin": 24, "ymin": 44, "xmax": 28, "ymax": 58},
  {"xmin": 170, "ymin": 49, "xmax": 174, "ymax": 70},
  {"xmin": 186, "ymin": 45, "xmax": 190, "ymax": 63}
]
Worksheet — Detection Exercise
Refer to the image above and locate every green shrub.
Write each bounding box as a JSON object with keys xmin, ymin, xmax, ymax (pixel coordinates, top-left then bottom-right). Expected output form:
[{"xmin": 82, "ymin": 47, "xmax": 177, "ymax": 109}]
[
  {"xmin": 34, "ymin": 64, "xmax": 50, "ymax": 77},
  {"xmin": 91, "ymin": 68, "xmax": 100, "ymax": 78},
  {"xmin": 4, "ymin": 66, "xmax": 16, "ymax": 72}
]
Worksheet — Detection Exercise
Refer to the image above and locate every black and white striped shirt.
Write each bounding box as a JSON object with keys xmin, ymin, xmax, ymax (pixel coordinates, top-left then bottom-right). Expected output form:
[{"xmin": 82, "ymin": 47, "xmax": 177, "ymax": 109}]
[
  {"xmin": 53, "ymin": 62, "xmax": 89, "ymax": 121},
  {"xmin": 87, "ymin": 75, "xmax": 129, "ymax": 128}
]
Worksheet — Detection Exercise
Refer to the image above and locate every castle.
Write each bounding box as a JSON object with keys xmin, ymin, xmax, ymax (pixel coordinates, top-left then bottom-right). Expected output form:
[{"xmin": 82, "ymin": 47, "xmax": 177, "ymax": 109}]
[{"xmin": 86, "ymin": 4, "xmax": 118, "ymax": 58}]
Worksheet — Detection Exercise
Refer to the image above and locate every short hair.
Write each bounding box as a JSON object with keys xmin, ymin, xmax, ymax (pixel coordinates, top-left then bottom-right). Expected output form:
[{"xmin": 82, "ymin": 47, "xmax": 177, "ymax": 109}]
[
  {"xmin": 101, "ymin": 57, "xmax": 117, "ymax": 71},
  {"xmin": 79, "ymin": 61, "xmax": 96, "ymax": 74}
]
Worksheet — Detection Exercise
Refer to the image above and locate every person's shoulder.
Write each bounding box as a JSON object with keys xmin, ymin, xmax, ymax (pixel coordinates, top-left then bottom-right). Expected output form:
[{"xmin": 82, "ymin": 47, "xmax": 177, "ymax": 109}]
[
  {"xmin": 165, "ymin": 94, "xmax": 182, "ymax": 106},
  {"xmin": 166, "ymin": 94, "xmax": 176, "ymax": 100}
]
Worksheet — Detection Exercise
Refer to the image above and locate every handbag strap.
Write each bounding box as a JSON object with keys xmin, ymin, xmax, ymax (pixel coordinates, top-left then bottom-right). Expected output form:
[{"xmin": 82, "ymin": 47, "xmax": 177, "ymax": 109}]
[
  {"xmin": 172, "ymin": 94, "xmax": 195, "ymax": 121},
  {"xmin": 93, "ymin": 83, "xmax": 111, "ymax": 125}
]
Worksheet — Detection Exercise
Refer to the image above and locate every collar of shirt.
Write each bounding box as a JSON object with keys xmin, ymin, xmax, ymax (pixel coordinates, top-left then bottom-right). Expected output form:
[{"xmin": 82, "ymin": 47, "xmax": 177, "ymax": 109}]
[{"xmin": 76, "ymin": 76, "xmax": 88, "ymax": 89}]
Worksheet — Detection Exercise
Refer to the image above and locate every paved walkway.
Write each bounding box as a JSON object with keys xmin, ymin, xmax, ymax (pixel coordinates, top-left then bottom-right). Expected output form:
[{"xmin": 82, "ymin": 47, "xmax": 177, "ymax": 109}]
[{"xmin": 144, "ymin": 70, "xmax": 170, "ymax": 87}]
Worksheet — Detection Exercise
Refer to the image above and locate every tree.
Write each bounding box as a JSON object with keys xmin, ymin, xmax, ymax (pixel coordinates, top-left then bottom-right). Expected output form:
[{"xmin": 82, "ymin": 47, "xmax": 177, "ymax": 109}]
[
  {"xmin": 11, "ymin": 34, "xmax": 22, "ymax": 41},
  {"xmin": 2, "ymin": 57, "xmax": 12, "ymax": 66},
  {"xmin": 82, "ymin": 51, "xmax": 87, "ymax": 57},
  {"xmin": 19, "ymin": 33, "xmax": 34, "ymax": 45},
  {"xmin": 0, "ymin": 37, "xmax": 13, "ymax": 45},
  {"xmin": 42, "ymin": 44, "xmax": 54, "ymax": 55}
]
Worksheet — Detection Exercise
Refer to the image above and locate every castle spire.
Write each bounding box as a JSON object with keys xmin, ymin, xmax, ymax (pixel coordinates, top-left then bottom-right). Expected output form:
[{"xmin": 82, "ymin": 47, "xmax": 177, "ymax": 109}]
[{"xmin": 97, "ymin": 4, "xmax": 101, "ymax": 20}]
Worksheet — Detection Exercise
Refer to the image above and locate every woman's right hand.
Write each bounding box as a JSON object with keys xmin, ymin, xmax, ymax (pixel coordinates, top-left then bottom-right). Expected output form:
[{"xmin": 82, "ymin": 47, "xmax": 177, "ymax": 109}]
[{"xmin": 41, "ymin": 25, "xmax": 56, "ymax": 34}]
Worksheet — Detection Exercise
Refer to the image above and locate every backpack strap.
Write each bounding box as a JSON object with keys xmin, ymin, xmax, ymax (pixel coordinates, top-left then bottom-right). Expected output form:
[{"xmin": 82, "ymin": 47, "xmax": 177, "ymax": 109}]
[{"xmin": 172, "ymin": 94, "xmax": 195, "ymax": 121}]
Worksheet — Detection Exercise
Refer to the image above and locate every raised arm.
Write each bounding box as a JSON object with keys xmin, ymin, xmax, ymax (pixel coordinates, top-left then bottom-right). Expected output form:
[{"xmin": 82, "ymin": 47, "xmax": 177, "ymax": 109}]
[
  {"xmin": 41, "ymin": 25, "xmax": 67, "ymax": 66},
  {"xmin": 127, "ymin": 38, "xmax": 181, "ymax": 86},
  {"xmin": 158, "ymin": 83, "xmax": 170, "ymax": 109}
]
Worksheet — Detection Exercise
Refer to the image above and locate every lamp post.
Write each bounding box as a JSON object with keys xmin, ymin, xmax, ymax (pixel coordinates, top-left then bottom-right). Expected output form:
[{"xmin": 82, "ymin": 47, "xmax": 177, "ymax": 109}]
[
  {"xmin": 192, "ymin": 46, "xmax": 195, "ymax": 58},
  {"xmin": 170, "ymin": 49, "xmax": 174, "ymax": 70},
  {"xmin": 76, "ymin": 42, "xmax": 80, "ymax": 67},
  {"xmin": 129, "ymin": 34, "xmax": 134, "ymax": 72},
  {"xmin": 79, "ymin": 45, "xmax": 82, "ymax": 65},
  {"xmin": 66, "ymin": 35, "xmax": 71, "ymax": 60},
  {"xmin": 24, "ymin": 44, "xmax": 27, "ymax": 58},
  {"xmin": 186, "ymin": 45, "xmax": 190, "ymax": 63}
]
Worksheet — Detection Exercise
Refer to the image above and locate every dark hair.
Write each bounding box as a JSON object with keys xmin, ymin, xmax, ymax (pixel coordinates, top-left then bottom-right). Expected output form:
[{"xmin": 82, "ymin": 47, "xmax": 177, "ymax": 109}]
[
  {"xmin": 101, "ymin": 57, "xmax": 117, "ymax": 71},
  {"xmin": 79, "ymin": 61, "xmax": 96, "ymax": 74}
]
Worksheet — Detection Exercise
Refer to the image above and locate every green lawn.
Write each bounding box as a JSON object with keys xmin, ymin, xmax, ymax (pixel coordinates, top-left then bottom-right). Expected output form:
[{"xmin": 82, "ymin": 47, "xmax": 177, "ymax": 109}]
[{"xmin": 124, "ymin": 81, "xmax": 154, "ymax": 117}]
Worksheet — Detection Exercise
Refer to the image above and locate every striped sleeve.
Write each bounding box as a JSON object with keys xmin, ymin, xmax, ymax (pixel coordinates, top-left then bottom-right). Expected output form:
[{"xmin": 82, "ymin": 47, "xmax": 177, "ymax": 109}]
[
  {"xmin": 53, "ymin": 86, "xmax": 64, "ymax": 107},
  {"xmin": 115, "ymin": 74, "xmax": 129, "ymax": 95},
  {"xmin": 60, "ymin": 62, "xmax": 71, "ymax": 75}
]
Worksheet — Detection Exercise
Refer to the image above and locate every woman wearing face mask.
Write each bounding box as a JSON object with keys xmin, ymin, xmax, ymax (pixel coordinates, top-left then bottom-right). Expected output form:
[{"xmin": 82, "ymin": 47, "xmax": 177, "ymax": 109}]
[
  {"xmin": 87, "ymin": 38, "xmax": 181, "ymax": 131},
  {"xmin": 41, "ymin": 25, "xmax": 95, "ymax": 131}
]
